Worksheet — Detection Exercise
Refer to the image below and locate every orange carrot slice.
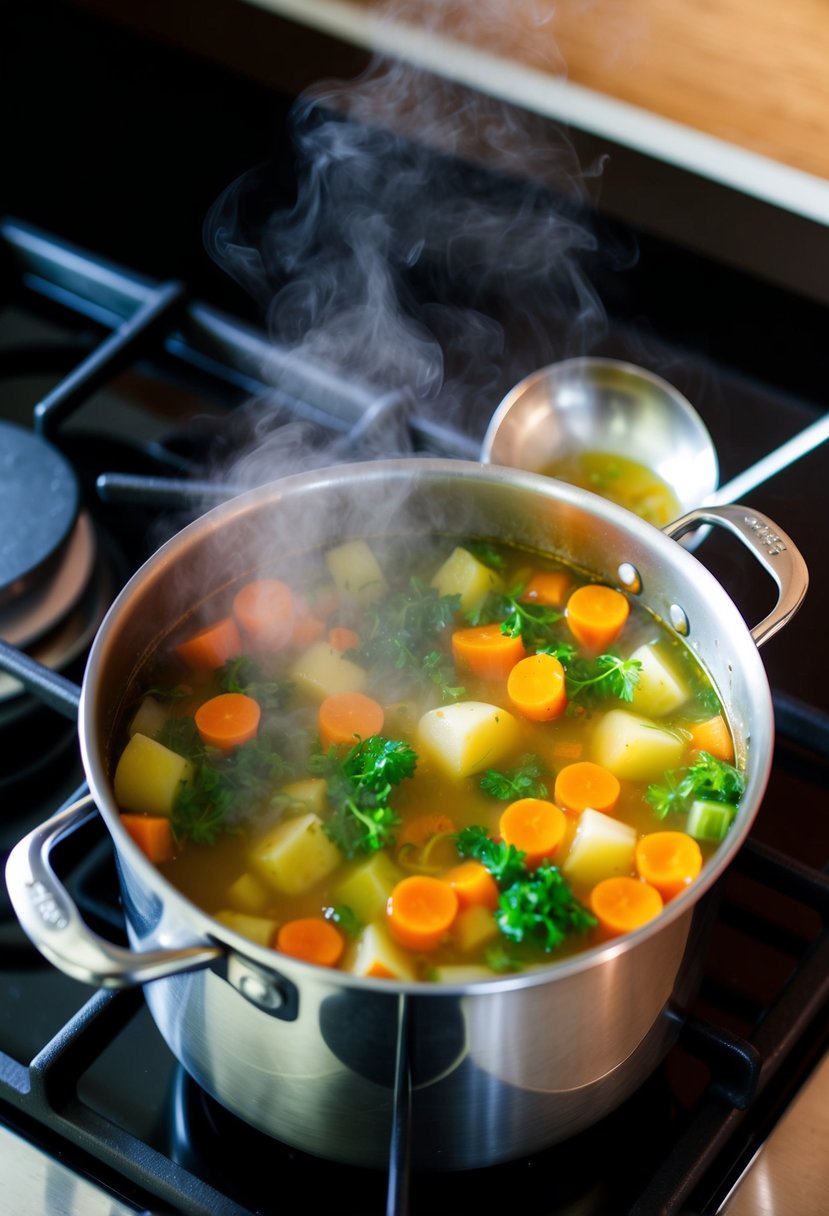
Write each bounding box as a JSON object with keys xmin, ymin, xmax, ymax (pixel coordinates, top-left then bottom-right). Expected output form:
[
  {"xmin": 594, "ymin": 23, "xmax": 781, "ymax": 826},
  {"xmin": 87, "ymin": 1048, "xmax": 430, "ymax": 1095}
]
[
  {"xmin": 565, "ymin": 584, "xmax": 629, "ymax": 652},
  {"xmin": 507, "ymin": 652, "xmax": 567, "ymax": 721},
  {"xmin": 499, "ymin": 797, "xmax": 567, "ymax": 869},
  {"xmin": 195, "ymin": 692, "xmax": 261, "ymax": 751},
  {"xmin": 451, "ymin": 623, "xmax": 527, "ymax": 681},
  {"xmin": 276, "ymin": 917, "xmax": 345, "ymax": 967},
  {"xmin": 442, "ymin": 860, "xmax": 500, "ymax": 910},
  {"xmin": 554, "ymin": 761, "xmax": 621, "ymax": 815},
  {"xmin": 232, "ymin": 579, "xmax": 295, "ymax": 651},
  {"xmin": 635, "ymin": 831, "xmax": 703, "ymax": 901},
  {"xmin": 318, "ymin": 691, "xmax": 385, "ymax": 749},
  {"xmin": 688, "ymin": 715, "xmax": 734, "ymax": 764},
  {"xmin": 120, "ymin": 814, "xmax": 176, "ymax": 863},
  {"xmin": 520, "ymin": 570, "xmax": 571, "ymax": 607},
  {"xmin": 175, "ymin": 616, "xmax": 242, "ymax": 671},
  {"xmin": 387, "ymin": 875, "xmax": 459, "ymax": 951},
  {"xmin": 590, "ymin": 876, "xmax": 664, "ymax": 937},
  {"xmin": 328, "ymin": 626, "xmax": 360, "ymax": 653}
]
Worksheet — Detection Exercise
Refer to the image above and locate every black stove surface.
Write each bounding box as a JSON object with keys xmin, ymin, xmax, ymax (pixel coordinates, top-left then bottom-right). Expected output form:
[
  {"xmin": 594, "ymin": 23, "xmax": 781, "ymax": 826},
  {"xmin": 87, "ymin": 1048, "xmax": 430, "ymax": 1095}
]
[{"xmin": 2, "ymin": 3, "xmax": 829, "ymax": 1215}]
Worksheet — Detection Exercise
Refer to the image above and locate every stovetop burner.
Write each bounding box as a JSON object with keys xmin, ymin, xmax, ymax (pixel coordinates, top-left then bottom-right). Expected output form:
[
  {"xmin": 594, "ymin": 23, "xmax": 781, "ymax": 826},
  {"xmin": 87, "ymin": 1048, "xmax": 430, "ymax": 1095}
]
[{"xmin": 0, "ymin": 420, "xmax": 80, "ymax": 601}]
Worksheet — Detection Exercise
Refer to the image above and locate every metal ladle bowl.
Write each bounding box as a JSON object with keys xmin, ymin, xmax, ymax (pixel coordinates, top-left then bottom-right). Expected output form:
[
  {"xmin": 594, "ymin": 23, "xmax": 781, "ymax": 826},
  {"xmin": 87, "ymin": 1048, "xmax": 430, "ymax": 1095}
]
[
  {"xmin": 481, "ymin": 355, "xmax": 829, "ymax": 525},
  {"xmin": 481, "ymin": 357, "xmax": 717, "ymax": 517}
]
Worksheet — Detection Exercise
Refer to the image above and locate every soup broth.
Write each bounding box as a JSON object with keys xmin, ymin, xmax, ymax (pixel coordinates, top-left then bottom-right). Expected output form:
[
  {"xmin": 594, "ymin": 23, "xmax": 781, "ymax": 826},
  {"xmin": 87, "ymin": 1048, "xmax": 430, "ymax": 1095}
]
[
  {"xmin": 541, "ymin": 450, "xmax": 681, "ymax": 525},
  {"xmin": 112, "ymin": 533, "xmax": 745, "ymax": 983}
]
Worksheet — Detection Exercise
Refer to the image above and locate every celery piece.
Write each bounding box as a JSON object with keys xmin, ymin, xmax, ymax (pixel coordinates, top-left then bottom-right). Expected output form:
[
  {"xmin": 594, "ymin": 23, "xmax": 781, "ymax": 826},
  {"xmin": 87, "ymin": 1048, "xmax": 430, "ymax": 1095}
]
[{"xmin": 686, "ymin": 799, "xmax": 737, "ymax": 843}]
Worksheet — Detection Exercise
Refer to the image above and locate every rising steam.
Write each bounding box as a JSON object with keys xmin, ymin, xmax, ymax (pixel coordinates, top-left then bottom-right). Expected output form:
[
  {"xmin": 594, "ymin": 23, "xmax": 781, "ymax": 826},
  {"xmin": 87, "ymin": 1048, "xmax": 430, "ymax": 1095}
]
[{"xmin": 203, "ymin": 0, "xmax": 615, "ymax": 484}]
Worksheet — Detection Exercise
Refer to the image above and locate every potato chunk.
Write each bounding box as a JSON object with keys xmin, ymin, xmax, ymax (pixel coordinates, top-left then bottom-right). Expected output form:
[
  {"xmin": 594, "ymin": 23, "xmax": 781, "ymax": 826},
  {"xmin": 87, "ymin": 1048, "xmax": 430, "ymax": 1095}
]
[
  {"xmin": 591, "ymin": 709, "xmax": 686, "ymax": 781},
  {"xmin": 277, "ymin": 778, "xmax": 329, "ymax": 817},
  {"xmin": 452, "ymin": 904, "xmax": 500, "ymax": 954},
  {"xmin": 430, "ymin": 546, "xmax": 504, "ymax": 613},
  {"xmin": 561, "ymin": 808, "xmax": 637, "ymax": 887},
  {"xmin": 250, "ymin": 812, "xmax": 341, "ymax": 896},
  {"xmin": 127, "ymin": 695, "xmax": 169, "ymax": 741},
  {"xmin": 214, "ymin": 909, "xmax": 279, "ymax": 948},
  {"xmin": 113, "ymin": 732, "xmax": 195, "ymax": 817},
  {"xmin": 629, "ymin": 643, "xmax": 690, "ymax": 718},
  {"xmin": 345, "ymin": 922, "xmax": 416, "ymax": 981},
  {"xmin": 223, "ymin": 871, "xmax": 272, "ymax": 916},
  {"xmin": 325, "ymin": 539, "xmax": 388, "ymax": 608},
  {"xmin": 333, "ymin": 852, "xmax": 404, "ymax": 924},
  {"xmin": 289, "ymin": 641, "xmax": 368, "ymax": 702},
  {"xmin": 417, "ymin": 701, "xmax": 520, "ymax": 778}
]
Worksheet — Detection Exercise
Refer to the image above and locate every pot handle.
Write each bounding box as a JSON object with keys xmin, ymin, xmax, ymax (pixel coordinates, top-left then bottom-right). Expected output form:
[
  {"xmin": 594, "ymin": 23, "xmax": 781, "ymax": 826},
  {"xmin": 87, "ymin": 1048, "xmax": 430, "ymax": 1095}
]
[
  {"xmin": 5, "ymin": 792, "xmax": 222, "ymax": 988},
  {"xmin": 663, "ymin": 503, "xmax": 808, "ymax": 647}
]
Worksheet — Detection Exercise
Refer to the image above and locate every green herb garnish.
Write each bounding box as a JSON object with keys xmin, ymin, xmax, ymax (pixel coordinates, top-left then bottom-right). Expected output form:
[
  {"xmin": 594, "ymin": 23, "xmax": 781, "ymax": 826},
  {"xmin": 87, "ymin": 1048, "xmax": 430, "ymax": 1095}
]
[
  {"xmin": 454, "ymin": 824, "xmax": 529, "ymax": 888},
  {"xmin": 467, "ymin": 587, "xmax": 563, "ymax": 650},
  {"xmin": 314, "ymin": 735, "xmax": 418, "ymax": 858},
  {"xmin": 645, "ymin": 750, "xmax": 745, "ymax": 821},
  {"xmin": 479, "ymin": 754, "xmax": 549, "ymax": 801},
  {"xmin": 170, "ymin": 736, "xmax": 295, "ymax": 845},
  {"xmin": 497, "ymin": 861, "xmax": 597, "ymax": 951},
  {"xmin": 356, "ymin": 578, "xmax": 464, "ymax": 702},
  {"xmin": 564, "ymin": 653, "xmax": 642, "ymax": 705}
]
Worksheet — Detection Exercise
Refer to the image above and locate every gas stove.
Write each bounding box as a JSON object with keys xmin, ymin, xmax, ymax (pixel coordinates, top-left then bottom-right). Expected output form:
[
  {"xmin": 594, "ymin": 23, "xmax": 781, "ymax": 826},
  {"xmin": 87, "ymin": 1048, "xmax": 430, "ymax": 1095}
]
[{"xmin": 2, "ymin": 3, "xmax": 829, "ymax": 1214}]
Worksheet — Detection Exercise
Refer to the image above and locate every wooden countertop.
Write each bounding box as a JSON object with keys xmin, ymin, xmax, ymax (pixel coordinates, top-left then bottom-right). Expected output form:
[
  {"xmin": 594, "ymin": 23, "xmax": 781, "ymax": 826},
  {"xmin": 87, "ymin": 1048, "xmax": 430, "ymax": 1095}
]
[{"xmin": 242, "ymin": 0, "xmax": 829, "ymax": 226}]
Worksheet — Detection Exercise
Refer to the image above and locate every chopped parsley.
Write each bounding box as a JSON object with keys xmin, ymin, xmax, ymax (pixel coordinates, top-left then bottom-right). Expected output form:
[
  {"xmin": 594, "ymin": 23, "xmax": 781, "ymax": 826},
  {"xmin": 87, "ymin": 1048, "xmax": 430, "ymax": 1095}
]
[
  {"xmin": 312, "ymin": 735, "xmax": 418, "ymax": 858},
  {"xmin": 479, "ymin": 754, "xmax": 549, "ymax": 801},
  {"xmin": 646, "ymin": 750, "xmax": 746, "ymax": 821}
]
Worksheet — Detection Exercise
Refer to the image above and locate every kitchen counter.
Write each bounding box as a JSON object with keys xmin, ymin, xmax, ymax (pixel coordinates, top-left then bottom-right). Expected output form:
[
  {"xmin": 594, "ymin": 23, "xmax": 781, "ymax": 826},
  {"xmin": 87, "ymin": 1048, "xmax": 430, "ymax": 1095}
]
[{"xmin": 230, "ymin": 0, "xmax": 829, "ymax": 303}]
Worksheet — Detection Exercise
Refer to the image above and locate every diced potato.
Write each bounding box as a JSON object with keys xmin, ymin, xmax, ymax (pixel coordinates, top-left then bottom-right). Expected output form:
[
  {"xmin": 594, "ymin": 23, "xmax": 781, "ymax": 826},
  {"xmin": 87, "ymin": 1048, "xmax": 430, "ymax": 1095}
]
[
  {"xmin": 452, "ymin": 904, "xmax": 500, "ymax": 953},
  {"xmin": 113, "ymin": 732, "xmax": 195, "ymax": 818},
  {"xmin": 345, "ymin": 922, "xmax": 416, "ymax": 981},
  {"xmin": 629, "ymin": 643, "xmax": 690, "ymax": 718},
  {"xmin": 224, "ymin": 871, "xmax": 272, "ymax": 916},
  {"xmin": 214, "ymin": 909, "xmax": 279, "ymax": 947},
  {"xmin": 430, "ymin": 546, "xmax": 504, "ymax": 613},
  {"xmin": 333, "ymin": 852, "xmax": 405, "ymax": 924},
  {"xmin": 417, "ymin": 701, "xmax": 520, "ymax": 779},
  {"xmin": 277, "ymin": 777, "xmax": 329, "ymax": 817},
  {"xmin": 127, "ymin": 695, "xmax": 169, "ymax": 740},
  {"xmin": 249, "ymin": 812, "xmax": 341, "ymax": 896},
  {"xmin": 591, "ymin": 709, "xmax": 686, "ymax": 781},
  {"xmin": 289, "ymin": 641, "xmax": 368, "ymax": 702},
  {"xmin": 431, "ymin": 964, "xmax": 495, "ymax": 984},
  {"xmin": 324, "ymin": 539, "xmax": 388, "ymax": 608},
  {"xmin": 561, "ymin": 808, "xmax": 637, "ymax": 887}
]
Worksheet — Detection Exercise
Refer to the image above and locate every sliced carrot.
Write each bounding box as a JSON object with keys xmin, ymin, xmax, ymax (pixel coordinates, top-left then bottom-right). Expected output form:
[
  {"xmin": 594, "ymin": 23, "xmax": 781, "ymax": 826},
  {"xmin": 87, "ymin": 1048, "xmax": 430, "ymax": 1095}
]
[
  {"xmin": 387, "ymin": 875, "xmax": 459, "ymax": 951},
  {"xmin": 121, "ymin": 814, "xmax": 175, "ymax": 863},
  {"xmin": 328, "ymin": 626, "xmax": 360, "ymax": 653},
  {"xmin": 451, "ymin": 623, "xmax": 527, "ymax": 681},
  {"xmin": 507, "ymin": 652, "xmax": 567, "ymax": 721},
  {"xmin": 688, "ymin": 715, "xmax": 734, "ymax": 764},
  {"xmin": 276, "ymin": 917, "xmax": 345, "ymax": 967},
  {"xmin": 397, "ymin": 814, "xmax": 457, "ymax": 848},
  {"xmin": 442, "ymin": 860, "xmax": 500, "ymax": 910},
  {"xmin": 318, "ymin": 691, "xmax": 385, "ymax": 749},
  {"xmin": 590, "ymin": 876, "xmax": 664, "ymax": 937},
  {"xmin": 565, "ymin": 584, "xmax": 629, "ymax": 652},
  {"xmin": 520, "ymin": 570, "xmax": 571, "ymax": 607},
  {"xmin": 175, "ymin": 616, "xmax": 242, "ymax": 671},
  {"xmin": 232, "ymin": 579, "xmax": 295, "ymax": 651},
  {"xmin": 195, "ymin": 692, "xmax": 261, "ymax": 751},
  {"xmin": 635, "ymin": 831, "xmax": 703, "ymax": 901},
  {"xmin": 499, "ymin": 797, "xmax": 567, "ymax": 869},
  {"xmin": 554, "ymin": 761, "xmax": 621, "ymax": 815}
]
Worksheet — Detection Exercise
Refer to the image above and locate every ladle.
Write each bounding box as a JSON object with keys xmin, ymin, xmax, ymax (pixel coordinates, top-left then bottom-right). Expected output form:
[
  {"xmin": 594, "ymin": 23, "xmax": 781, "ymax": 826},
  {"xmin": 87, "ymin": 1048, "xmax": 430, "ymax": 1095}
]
[{"xmin": 481, "ymin": 357, "xmax": 829, "ymax": 522}]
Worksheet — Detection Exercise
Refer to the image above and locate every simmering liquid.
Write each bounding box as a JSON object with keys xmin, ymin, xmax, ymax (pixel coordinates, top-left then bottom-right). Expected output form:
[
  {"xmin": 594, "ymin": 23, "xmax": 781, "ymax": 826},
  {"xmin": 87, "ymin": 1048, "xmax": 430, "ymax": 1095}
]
[
  {"xmin": 111, "ymin": 533, "xmax": 743, "ymax": 983},
  {"xmin": 541, "ymin": 451, "xmax": 681, "ymax": 525}
]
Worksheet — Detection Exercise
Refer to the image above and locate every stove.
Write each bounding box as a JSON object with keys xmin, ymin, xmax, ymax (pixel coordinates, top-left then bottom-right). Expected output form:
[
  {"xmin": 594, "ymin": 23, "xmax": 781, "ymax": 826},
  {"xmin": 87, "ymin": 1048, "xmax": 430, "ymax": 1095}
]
[{"xmin": 2, "ymin": 2, "xmax": 829, "ymax": 1213}]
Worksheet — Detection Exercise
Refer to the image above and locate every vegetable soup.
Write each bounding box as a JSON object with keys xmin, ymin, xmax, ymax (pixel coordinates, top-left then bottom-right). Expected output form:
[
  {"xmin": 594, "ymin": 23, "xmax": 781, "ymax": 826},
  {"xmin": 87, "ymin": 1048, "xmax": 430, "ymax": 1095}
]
[{"xmin": 112, "ymin": 534, "xmax": 745, "ymax": 983}]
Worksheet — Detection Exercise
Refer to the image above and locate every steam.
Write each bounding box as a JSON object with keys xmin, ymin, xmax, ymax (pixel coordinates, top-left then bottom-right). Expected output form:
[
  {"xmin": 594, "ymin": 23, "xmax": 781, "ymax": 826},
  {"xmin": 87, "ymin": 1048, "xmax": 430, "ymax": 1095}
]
[{"xmin": 203, "ymin": 0, "xmax": 614, "ymax": 487}]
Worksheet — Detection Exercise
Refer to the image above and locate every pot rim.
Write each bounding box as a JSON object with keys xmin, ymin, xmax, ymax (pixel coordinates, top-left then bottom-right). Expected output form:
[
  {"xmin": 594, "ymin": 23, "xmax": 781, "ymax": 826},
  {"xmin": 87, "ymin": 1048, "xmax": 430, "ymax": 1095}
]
[{"xmin": 79, "ymin": 457, "xmax": 774, "ymax": 994}]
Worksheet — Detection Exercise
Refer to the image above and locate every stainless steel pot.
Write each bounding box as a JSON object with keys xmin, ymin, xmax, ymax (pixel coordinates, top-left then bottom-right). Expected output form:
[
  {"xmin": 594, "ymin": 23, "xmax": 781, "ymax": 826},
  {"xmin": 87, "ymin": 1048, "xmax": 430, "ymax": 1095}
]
[{"xmin": 6, "ymin": 459, "xmax": 808, "ymax": 1170}]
